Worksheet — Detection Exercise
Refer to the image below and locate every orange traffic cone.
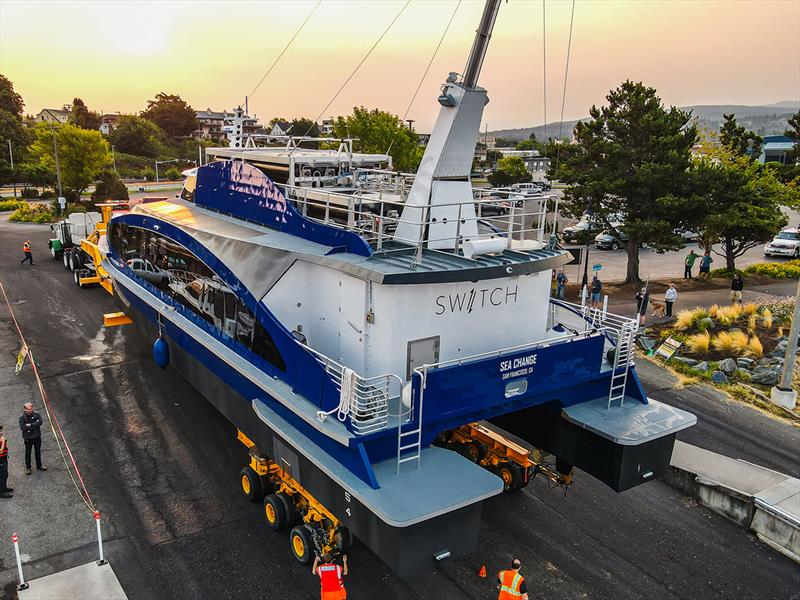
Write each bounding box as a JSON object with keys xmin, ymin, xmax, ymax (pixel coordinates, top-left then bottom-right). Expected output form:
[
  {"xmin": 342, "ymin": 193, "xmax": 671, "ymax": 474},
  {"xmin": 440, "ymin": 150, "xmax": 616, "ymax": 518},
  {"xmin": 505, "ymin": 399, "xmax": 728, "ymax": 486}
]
[{"xmin": 478, "ymin": 565, "xmax": 487, "ymax": 578}]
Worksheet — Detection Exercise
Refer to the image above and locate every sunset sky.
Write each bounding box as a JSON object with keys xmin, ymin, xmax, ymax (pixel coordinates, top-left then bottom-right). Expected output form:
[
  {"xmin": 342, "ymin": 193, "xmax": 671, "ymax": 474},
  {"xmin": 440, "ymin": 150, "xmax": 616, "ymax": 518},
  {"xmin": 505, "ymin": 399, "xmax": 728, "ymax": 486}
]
[{"xmin": 1, "ymin": 0, "xmax": 798, "ymax": 131}]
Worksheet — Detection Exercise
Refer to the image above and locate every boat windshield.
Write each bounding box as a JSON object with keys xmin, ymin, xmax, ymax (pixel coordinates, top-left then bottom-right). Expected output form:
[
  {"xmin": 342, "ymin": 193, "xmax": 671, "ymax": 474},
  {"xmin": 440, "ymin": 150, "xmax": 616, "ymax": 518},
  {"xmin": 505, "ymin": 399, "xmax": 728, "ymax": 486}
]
[{"xmin": 180, "ymin": 174, "xmax": 197, "ymax": 202}]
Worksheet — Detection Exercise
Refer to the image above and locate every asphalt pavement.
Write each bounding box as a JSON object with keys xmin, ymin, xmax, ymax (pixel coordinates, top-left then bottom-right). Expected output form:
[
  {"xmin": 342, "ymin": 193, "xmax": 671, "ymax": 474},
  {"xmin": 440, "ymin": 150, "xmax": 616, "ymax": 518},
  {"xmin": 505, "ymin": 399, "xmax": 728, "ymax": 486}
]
[{"xmin": 0, "ymin": 215, "xmax": 797, "ymax": 600}]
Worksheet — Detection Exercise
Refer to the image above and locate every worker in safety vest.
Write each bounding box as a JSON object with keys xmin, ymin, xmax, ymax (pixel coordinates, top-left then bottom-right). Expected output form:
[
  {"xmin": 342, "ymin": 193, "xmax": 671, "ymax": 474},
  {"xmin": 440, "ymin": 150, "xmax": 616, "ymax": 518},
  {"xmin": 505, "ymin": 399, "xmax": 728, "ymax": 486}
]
[
  {"xmin": 497, "ymin": 558, "xmax": 529, "ymax": 600},
  {"xmin": 20, "ymin": 240, "xmax": 33, "ymax": 266},
  {"xmin": 312, "ymin": 551, "xmax": 348, "ymax": 600}
]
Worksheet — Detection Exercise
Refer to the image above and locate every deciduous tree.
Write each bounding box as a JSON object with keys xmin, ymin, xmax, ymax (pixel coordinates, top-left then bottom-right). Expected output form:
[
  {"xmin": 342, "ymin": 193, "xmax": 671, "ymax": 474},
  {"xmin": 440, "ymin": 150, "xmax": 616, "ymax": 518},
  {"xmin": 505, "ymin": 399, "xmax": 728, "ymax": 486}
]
[
  {"xmin": 331, "ymin": 107, "xmax": 422, "ymax": 172},
  {"xmin": 142, "ymin": 92, "xmax": 197, "ymax": 139},
  {"xmin": 110, "ymin": 115, "xmax": 165, "ymax": 158},
  {"xmin": 28, "ymin": 122, "xmax": 110, "ymax": 203},
  {"xmin": 0, "ymin": 74, "xmax": 24, "ymax": 118},
  {"xmin": 690, "ymin": 144, "xmax": 790, "ymax": 271},
  {"xmin": 488, "ymin": 156, "xmax": 532, "ymax": 187},
  {"xmin": 556, "ymin": 80, "xmax": 697, "ymax": 284},
  {"xmin": 91, "ymin": 169, "xmax": 129, "ymax": 201},
  {"xmin": 70, "ymin": 98, "xmax": 102, "ymax": 130}
]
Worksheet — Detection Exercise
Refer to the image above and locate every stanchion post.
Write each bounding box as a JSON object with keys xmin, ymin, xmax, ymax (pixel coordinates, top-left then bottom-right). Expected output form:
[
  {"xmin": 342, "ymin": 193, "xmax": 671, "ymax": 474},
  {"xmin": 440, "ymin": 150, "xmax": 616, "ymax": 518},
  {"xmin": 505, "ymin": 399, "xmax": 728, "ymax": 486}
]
[
  {"xmin": 12, "ymin": 533, "xmax": 29, "ymax": 591},
  {"xmin": 94, "ymin": 511, "xmax": 107, "ymax": 566}
]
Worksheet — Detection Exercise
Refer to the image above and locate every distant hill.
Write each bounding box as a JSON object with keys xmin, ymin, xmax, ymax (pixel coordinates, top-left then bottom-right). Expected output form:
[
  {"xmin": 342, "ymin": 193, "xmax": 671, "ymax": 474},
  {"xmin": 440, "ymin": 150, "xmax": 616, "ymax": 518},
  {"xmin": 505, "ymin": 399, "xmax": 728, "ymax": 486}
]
[{"xmin": 490, "ymin": 102, "xmax": 799, "ymax": 143}]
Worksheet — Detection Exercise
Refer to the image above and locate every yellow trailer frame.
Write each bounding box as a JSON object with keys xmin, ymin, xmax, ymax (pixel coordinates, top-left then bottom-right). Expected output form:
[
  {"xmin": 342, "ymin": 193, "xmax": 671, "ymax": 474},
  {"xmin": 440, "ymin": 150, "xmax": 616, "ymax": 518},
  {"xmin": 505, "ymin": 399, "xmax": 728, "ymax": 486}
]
[
  {"xmin": 237, "ymin": 430, "xmax": 351, "ymax": 564},
  {"xmin": 75, "ymin": 203, "xmax": 119, "ymax": 295}
]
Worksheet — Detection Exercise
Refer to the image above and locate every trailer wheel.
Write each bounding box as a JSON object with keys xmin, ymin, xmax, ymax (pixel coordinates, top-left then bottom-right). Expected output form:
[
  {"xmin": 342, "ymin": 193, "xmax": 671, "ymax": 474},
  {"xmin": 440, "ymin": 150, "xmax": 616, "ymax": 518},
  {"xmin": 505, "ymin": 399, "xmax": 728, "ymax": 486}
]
[
  {"xmin": 334, "ymin": 526, "xmax": 354, "ymax": 551},
  {"xmin": 455, "ymin": 441, "xmax": 485, "ymax": 463},
  {"xmin": 63, "ymin": 251, "xmax": 71, "ymax": 270},
  {"xmin": 289, "ymin": 524, "xmax": 314, "ymax": 564},
  {"xmin": 74, "ymin": 269, "xmax": 86, "ymax": 288},
  {"xmin": 276, "ymin": 492, "xmax": 297, "ymax": 526},
  {"xmin": 240, "ymin": 466, "xmax": 262, "ymax": 502},
  {"xmin": 50, "ymin": 245, "xmax": 57, "ymax": 259},
  {"xmin": 493, "ymin": 462, "xmax": 523, "ymax": 492},
  {"xmin": 74, "ymin": 252, "xmax": 84, "ymax": 269},
  {"xmin": 263, "ymin": 494, "xmax": 288, "ymax": 530}
]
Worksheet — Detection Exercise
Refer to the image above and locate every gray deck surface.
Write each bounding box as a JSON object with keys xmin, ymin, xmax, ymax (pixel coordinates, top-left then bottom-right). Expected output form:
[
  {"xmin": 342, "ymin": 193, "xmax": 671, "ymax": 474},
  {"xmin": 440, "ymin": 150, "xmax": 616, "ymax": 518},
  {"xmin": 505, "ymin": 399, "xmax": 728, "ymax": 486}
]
[
  {"xmin": 18, "ymin": 562, "xmax": 127, "ymax": 600},
  {"xmin": 562, "ymin": 396, "xmax": 697, "ymax": 444},
  {"xmin": 253, "ymin": 399, "xmax": 503, "ymax": 526}
]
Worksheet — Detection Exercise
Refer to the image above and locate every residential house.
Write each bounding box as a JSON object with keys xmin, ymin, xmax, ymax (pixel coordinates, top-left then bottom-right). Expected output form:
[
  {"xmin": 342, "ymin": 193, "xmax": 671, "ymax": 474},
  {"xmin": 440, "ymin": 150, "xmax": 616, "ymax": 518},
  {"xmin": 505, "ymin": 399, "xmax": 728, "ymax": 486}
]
[
  {"xmin": 195, "ymin": 108, "xmax": 262, "ymax": 142},
  {"xmin": 269, "ymin": 120, "xmax": 293, "ymax": 137},
  {"xmin": 758, "ymin": 135, "xmax": 797, "ymax": 165},
  {"xmin": 34, "ymin": 106, "xmax": 71, "ymax": 124},
  {"xmin": 99, "ymin": 113, "xmax": 123, "ymax": 135}
]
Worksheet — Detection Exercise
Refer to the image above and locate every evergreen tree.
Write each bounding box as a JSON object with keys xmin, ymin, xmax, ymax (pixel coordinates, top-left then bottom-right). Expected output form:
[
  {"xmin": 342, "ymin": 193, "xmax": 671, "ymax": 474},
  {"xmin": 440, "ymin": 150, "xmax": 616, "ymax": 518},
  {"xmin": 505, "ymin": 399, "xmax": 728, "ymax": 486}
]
[
  {"xmin": 71, "ymin": 98, "xmax": 102, "ymax": 130},
  {"xmin": 91, "ymin": 169, "xmax": 129, "ymax": 201},
  {"xmin": 719, "ymin": 113, "xmax": 763, "ymax": 159},
  {"xmin": 556, "ymin": 80, "xmax": 697, "ymax": 284},
  {"xmin": 142, "ymin": 93, "xmax": 197, "ymax": 139}
]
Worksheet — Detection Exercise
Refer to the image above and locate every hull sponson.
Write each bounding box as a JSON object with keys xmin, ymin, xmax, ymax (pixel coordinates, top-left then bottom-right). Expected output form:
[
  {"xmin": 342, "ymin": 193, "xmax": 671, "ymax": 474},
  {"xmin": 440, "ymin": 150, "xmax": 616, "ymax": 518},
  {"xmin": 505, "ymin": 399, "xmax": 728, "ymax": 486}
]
[{"xmin": 112, "ymin": 283, "xmax": 486, "ymax": 578}]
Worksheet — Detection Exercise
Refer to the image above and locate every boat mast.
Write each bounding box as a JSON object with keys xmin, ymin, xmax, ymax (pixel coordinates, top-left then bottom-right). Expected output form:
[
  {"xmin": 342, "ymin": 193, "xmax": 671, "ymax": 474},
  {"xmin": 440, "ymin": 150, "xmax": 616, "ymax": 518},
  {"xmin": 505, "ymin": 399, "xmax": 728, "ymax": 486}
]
[{"xmin": 393, "ymin": 0, "xmax": 503, "ymax": 251}]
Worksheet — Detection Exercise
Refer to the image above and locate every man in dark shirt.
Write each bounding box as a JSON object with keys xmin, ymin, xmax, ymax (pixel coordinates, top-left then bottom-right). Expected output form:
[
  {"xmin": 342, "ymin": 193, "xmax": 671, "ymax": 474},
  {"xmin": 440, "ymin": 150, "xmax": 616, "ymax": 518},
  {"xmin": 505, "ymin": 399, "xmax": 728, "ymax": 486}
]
[
  {"xmin": 19, "ymin": 403, "xmax": 46, "ymax": 474},
  {"xmin": 730, "ymin": 273, "xmax": 744, "ymax": 305}
]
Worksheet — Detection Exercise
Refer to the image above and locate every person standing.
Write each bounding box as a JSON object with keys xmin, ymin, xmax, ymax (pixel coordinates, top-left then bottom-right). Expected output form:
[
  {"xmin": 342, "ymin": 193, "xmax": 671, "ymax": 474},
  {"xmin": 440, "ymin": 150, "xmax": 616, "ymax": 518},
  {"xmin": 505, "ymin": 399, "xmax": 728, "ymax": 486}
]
[
  {"xmin": 698, "ymin": 252, "xmax": 713, "ymax": 281},
  {"xmin": 665, "ymin": 282, "xmax": 678, "ymax": 318},
  {"xmin": 497, "ymin": 558, "xmax": 529, "ymax": 600},
  {"xmin": 313, "ymin": 552, "xmax": 348, "ymax": 600},
  {"xmin": 20, "ymin": 240, "xmax": 33, "ymax": 266},
  {"xmin": 0, "ymin": 425, "xmax": 12, "ymax": 498},
  {"xmin": 590, "ymin": 275, "xmax": 602, "ymax": 309},
  {"xmin": 635, "ymin": 287, "xmax": 650, "ymax": 326},
  {"xmin": 730, "ymin": 273, "xmax": 744, "ymax": 304},
  {"xmin": 19, "ymin": 403, "xmax": 46, "ymax": 475},
  {"xmin": 684, "ymin": 249, "xmax": 698, "ymax": 279},
  {"xmin": 555, "ymin": 269, "xmax": 568, "ymax": 300}
]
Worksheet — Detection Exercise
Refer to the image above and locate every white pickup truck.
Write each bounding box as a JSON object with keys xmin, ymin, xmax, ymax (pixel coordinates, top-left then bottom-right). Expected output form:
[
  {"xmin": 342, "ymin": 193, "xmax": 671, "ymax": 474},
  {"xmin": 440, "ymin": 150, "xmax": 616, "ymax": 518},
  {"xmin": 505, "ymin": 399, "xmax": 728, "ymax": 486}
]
[{"xmin": 764, "ymin": 228, "xmax": 800, "ymax": 258}]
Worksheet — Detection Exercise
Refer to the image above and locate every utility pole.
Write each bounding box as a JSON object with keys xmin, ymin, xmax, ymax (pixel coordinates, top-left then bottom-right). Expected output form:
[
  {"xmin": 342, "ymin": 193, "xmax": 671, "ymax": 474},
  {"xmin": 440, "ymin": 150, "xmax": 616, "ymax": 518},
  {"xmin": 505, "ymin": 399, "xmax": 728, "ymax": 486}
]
[
  {"xmin": 111, "ymin": 145, "xmax": 117, "ymax": 174},
  {"xmin": 771, "ymin": 275, "xmax": 800, "ymax": 409},
  {"xmin": 155, "ymin": 160, "xmax": 159, "ymax": 184},
  {"xmin": 52, "ymin": 127, "xmax": 64, "ymax": 213},
  {"xmin": 7, "ymin": 140, "xmax": 16, "ymax": 198}
]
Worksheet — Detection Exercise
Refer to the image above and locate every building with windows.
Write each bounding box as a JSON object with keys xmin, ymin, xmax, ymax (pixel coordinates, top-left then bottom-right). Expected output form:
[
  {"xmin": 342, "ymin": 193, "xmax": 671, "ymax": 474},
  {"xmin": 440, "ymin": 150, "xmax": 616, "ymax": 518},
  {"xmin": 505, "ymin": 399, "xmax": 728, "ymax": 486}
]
[
  {"xmin": 195, "ymin": 109, "xmax": 262, "ymax": 142},
  {"xmin": 758, "ymin": 135, "xmax": 797, "ymax": 165},
  {"xmin": 34, "ymin": 106, "xmax": 71, "ymax": 124},
  {"xmin": 99, "ymin": 113, "xmax": 123, "ymax": 135}
]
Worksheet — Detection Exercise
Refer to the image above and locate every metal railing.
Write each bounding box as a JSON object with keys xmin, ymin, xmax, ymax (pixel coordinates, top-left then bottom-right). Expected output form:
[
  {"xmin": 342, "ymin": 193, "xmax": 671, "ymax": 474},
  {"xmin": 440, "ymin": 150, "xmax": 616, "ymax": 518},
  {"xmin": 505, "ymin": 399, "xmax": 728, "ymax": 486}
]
[
  {"xmin": 282, "ymin": 181, "xmax": 552, "ymax": 257},
  {"xmin": 307, "ymin": 347, "xmax": 404, "ymax": 436}
]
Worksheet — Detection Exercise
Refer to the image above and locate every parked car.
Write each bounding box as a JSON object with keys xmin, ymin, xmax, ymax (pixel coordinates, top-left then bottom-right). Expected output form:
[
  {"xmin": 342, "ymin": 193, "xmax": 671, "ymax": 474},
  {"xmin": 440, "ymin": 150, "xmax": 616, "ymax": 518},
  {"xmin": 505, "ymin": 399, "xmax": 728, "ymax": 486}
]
[
  {"xmin": 764, "ymin": 228, "xmax": 800, "ymax": 258},
  {"xmin": 594, "ymin": 230, "xmax": 649, "ymax": 250},
  {"xmin": 563, "ymin": 220, "xmax": 603, "ymax": 243}
]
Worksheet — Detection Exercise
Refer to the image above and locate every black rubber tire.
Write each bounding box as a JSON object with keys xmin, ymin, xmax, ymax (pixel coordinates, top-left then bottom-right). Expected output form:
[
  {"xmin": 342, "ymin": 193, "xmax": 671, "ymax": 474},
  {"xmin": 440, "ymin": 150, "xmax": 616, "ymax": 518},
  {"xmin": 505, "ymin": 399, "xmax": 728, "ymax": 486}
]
[
  {"xmin": 455, "ymin": 441, "xmax": 485, "ymax": 463},
  {"xmin": 63, "ymin": 251, "xmax": 71, "ymax": 270},
  {"xmin": 240, "ymin": 466, "xmax": 262, "ymax": 502},
  {"xmin": 289, "ymin": 524, "xmax": 314, "ymax": 564},
  {"xmin": 611, "ymin": 241, "xmax": 619, "ymax": 251},
  {"xmin": 493, "ymin": 462, "xmax": 524, "ymax": 492},
  {"xmin": 334, "ymin": 526, "xmax": 354, "ymax": 551},
  {"xmin": 73, "ymin": 268, "xmax": 84, "ymax": 288},
  {"xmin": 276, "ymin": 492, "xmax": 297, "ymax": 526},
  {"xmin": 263, "ymin": 494, "xmax": 287, "ymax": 530},
  {"xmin": 74, "ymin": 251, "xmax": 84, "ymax": 269}
]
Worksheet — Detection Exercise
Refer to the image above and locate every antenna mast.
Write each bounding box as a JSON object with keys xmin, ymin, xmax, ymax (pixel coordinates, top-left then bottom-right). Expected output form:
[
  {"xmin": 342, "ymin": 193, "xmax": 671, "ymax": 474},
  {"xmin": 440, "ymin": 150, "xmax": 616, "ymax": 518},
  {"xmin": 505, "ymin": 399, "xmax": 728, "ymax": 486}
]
[{"xmin": 463, "ymin": 0, "xmax": 502, "ymax": 88}]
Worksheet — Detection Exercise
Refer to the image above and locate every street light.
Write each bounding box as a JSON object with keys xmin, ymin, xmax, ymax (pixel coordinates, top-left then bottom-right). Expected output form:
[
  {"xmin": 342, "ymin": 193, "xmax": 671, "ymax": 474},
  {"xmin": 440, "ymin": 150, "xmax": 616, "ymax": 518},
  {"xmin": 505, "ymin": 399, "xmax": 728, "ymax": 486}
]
[
  {"xmin": 154, "ymin": 159, "xmax": 180, "ymax": 184},
  {"xmin": 771, "ymin": 275, "xmax": 800, "ymax": 410},
  {"xmin": 111, "ymin": 145, "xmax": 117, "ymax": 174},
  {"xmin": 7, "ymin": 140, "xmax": 16, "ymax": 198}
]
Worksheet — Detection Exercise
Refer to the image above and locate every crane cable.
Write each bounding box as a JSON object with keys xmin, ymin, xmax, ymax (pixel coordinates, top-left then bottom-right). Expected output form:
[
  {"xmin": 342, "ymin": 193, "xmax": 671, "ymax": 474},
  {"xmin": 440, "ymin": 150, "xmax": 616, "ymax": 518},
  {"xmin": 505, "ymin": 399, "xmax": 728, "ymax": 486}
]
[
  {"xmin": 248, "ymin": 0, "xmax": 322, "ymax": 100},
  {"xmin": 386, "ymin": 0, "xmax": 462, "ymax": 155},
  {"xmin": 0, "ymin": 277, "xmax": 96, "ymax": 512},
  {"xmin": 542, "ymin": 0, "xmax": 547, "ymax": 145},
  {"xmin": 553, "ymin": 0, "xmax": 576, "ymax": 178},
  {"xmin": 304, "ymin": 0, "xmax": 412, "ymax": 138}
]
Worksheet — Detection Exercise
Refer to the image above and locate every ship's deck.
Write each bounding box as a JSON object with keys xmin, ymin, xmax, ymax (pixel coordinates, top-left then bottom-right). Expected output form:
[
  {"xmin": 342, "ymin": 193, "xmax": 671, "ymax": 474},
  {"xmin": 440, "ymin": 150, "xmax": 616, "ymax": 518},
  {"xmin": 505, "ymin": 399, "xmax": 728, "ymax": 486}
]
[
  {"xmin": 253, "ymin": 398, "xmax": 503, "ymax": 527},
  {"xmin": 131, "ymin": 200, "xmax": 571, "ymax": 288}
]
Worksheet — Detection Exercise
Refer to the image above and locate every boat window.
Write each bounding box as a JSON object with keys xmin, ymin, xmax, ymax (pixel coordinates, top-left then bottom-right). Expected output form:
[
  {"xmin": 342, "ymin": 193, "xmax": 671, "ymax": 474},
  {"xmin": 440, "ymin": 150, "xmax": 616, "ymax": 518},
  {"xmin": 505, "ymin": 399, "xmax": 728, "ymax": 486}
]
[
  {"xmin": 109, "ymin": 222, "xmax": 286, "ymax": 372},
  {"xmin": 180, "ymin": 174, "xmax": 196, "ymax": 203}
]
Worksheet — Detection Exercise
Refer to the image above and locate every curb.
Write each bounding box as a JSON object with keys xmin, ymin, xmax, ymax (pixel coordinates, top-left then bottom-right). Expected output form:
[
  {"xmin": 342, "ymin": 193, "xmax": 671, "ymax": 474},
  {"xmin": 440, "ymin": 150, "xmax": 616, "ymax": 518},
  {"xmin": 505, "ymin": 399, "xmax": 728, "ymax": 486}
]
[{"xmin": 667, "ymin": 442, "xmax": 800, "ymax": 564}]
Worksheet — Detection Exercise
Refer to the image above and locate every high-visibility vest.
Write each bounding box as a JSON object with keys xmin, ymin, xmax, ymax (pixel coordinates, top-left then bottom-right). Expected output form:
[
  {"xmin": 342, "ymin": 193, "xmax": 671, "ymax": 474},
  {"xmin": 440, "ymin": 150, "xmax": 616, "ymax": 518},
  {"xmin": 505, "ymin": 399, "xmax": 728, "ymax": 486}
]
[
  {"xmin": 498, "ymin": 569, "xmax": 524, "ymax": 599},
  {"xmin": 318, "ymin": 563, "xmax": 345, "ymax": 592},
  {"xmin": 23, "ymin": 242, "xmax": 30, "ymax": 252},
  {"xmin": 0, "ymin": 438, "xmax": 7, "ymax": 458}
]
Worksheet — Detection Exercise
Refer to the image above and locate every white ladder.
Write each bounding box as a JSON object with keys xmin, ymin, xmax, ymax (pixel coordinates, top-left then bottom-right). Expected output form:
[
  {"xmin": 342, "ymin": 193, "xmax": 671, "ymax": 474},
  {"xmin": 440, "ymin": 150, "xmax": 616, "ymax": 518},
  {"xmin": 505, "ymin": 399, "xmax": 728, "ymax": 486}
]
[
  {"xmin": 396, "ymin": 367, "xmax": 426, "ymax": 473},
  {"xmin": 608, "ymin": 322, "xmax": 637, "ymax": 408}
]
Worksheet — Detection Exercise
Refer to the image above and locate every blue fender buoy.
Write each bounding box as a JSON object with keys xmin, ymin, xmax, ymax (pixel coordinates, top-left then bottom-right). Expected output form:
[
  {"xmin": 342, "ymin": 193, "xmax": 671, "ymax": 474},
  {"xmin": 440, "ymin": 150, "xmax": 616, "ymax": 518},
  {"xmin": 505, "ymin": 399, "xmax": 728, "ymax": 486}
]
[{"xmin": 153, "ymin": 337, "xmax": 169, "ymax": 369}]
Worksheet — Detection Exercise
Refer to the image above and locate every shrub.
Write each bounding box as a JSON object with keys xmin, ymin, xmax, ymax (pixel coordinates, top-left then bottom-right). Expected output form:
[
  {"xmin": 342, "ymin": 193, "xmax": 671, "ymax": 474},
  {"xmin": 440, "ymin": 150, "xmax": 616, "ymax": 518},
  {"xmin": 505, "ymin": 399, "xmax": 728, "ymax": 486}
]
[
  {"xmin": 163, "ymin": 166, "xmax": 182, "ymax": 181},
  {"xmin": 696, "ymin": 317, "xmax": 715, "ymax": 332},
  {"xmin": 747, "ymin": 313, "xmax": 758, "ymax": 334},
  {"xmin": 744, "ymin": 260, "xmax": 800, "ymax": 279},
  {"xmin": 675, "ymin": 307, "xmax": 709, "ymax": 331},
  {"xmin": 746, "ymin": 336, "xmax": 763, "ymax": 357},
  {"xmin": 753, "ymin": 296, "xmax": 795, "ymax": 325},
  {"xmin": 685, "ymin": 331, "xmax": 711, "ymax": 354},
  {"xmin": 91, "ymin": 170, "xmax": 129, "ymax": 202},
  {"xmin": 20, "ymin": 186, "xmax": 40, "ymax": 198},
  {"xmin": 761, "ymin": 309, "xmax": 773, "ymax": 329},
  {"xmin": 712, "ymin": 330, "xmax": 749, "ymax": 355},
  {"xmin": 742, "ymin": 302, "xmax": 759, "ymax": 316},
  {"xmin": 710, "ymin": 304, "xmax": 743, "ymax": 326},
  {"xmin": 8, "ymin": 202, "xmax": 56, "ymax": 224},
  {"xmin": 0, "ymin": 200, "xmax": 24, "ymax": 212}
]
